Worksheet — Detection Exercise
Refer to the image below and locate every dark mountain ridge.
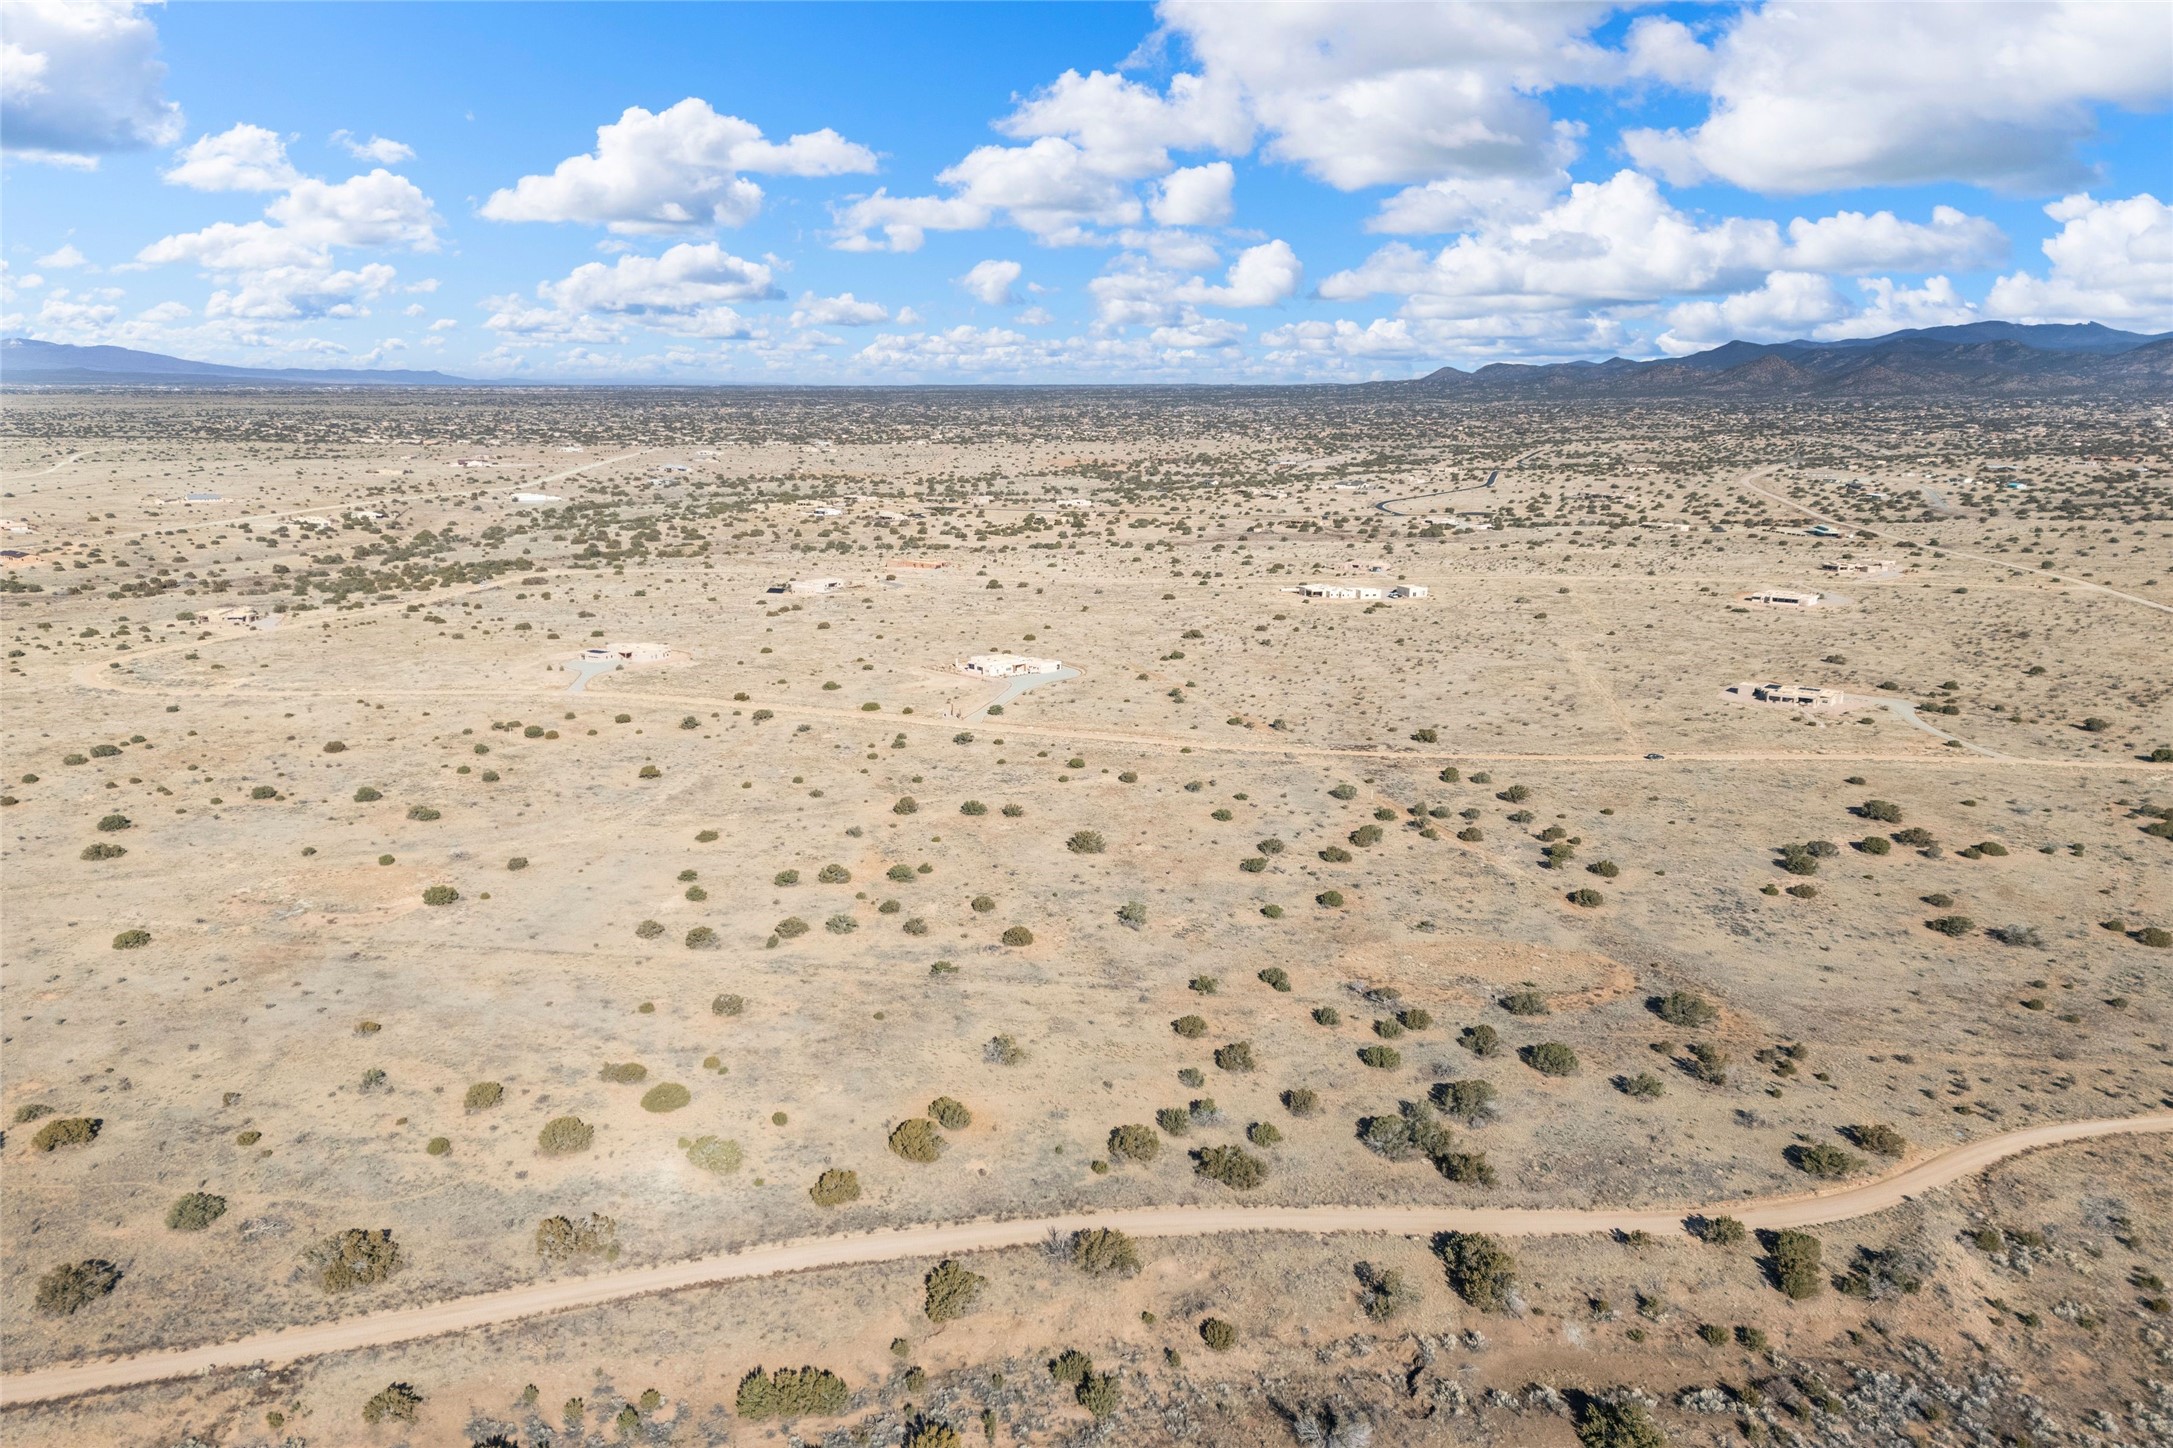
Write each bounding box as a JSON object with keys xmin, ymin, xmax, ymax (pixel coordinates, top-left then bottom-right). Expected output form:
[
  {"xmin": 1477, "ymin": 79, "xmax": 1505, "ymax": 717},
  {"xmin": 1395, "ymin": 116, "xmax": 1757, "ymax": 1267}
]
[{"xmin": 1405, "ymin": 322, "xmax": 2171, "ymax": 399}]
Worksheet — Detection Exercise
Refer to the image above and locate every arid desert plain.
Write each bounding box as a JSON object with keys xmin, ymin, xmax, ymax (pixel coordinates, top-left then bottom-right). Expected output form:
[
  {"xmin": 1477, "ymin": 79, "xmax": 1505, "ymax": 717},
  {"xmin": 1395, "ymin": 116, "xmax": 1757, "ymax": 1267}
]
[{"xmin": 2, "ymin": 387, "xmax": 2170, "ymax": 1448}]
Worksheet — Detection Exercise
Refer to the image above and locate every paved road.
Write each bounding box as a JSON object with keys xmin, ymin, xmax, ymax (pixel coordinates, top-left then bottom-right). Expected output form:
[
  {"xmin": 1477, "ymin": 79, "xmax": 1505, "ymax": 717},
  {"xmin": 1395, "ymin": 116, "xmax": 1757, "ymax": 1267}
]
[{"xmin": 4, "ymin": 1112, "xmax": 2164, "ymax": 1408}]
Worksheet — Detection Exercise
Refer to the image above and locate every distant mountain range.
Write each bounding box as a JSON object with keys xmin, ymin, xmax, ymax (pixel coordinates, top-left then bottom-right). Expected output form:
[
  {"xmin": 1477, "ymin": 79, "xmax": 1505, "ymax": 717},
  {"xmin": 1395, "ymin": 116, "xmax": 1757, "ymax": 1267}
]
[
  {"xmin": 0, "ymin": 338, "xmax": 474, "ymax": 387},
  {"xmin": 1399, "ymin": 321, "xmax": 2172, "ymax": 399},
  {"xmin": 5, "ymin": 322, "xmax": 2168, "ymax": 395}
]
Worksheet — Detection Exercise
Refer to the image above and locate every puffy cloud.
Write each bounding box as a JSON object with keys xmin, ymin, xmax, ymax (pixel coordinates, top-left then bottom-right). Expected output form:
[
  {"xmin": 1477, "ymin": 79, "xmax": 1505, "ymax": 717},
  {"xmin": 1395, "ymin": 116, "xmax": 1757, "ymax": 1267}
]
[
  {"xmin": 997, "ymin": 67, "xmax": 1249, "ymax": 178},
  {"xmin": 1655, "ymin": 271, "xmax": 1850, "ymax": 354},
  {"xmin": 830, "ymin": 191, "xmax": 992, "ymax": 253},
  {"xmin": 1261, "ymin": 317, "xmax": 1422, "ymax": 358},
  {"xmin": 331, "ymin": 130, "xmax": 415, "ymax": 164},
  {"xmin": 205, "ymin": 263, "xmax": 399, "ymax": 321},
  {"xmin": 1177, "ymin": 238, "xmax": 1301, "ymax": 307},
  {"xmin": 34, "ymin": 243, "xmax": 88, "ymax": 269},
  {"xmin": 1366, "ymin": 173, "xmax": 1569, "ymax": 235},
  {"xmin": 488, "ymin": 241, "xmax": 779, "ymax": 344},
  {"xmin": 1625, "ymin": 2, "xmax": 2172, "ymax": 193},
  {"xmin": 136, "ymin": 168, "xmax": 440, "ymax": 321},
  {"xmin": 1158, "ymin": 0, "xmax": 1607, "ymax": 190},
  {"xmin": 1781, "ymin": 206, "xmax": 2006, "ymax": 273},
  {"xmin": 482, "ymin": 98, "xmax": 876, "ymax": 233},
  {"xmin": 940, "ymin": 136, "xmax": 1143, "ymax": 236},
  {"xmin": 163, "ymin": 123, "xmax": 300, "ymax": 192},
  {"xmin": 1814, "ymin": 277, "xmax": 1981, "ymax": 339},
  {"xmin": 1322, "ymin": 171, "xmax": 1781, "ymax": 316},
  {"xmin": 1986, "ymin": 192, "xmax": 2173, "ymax": 327},
  {"xmin": 268, "ymin": 170, "xmax": 442, "ymax": 250},
  {"xmin": 959, "ymin": 259, "xmax": 1024, "ymax": 306},
  {"xmin": 1149, "ymin": 161, "xmax": 1235, "ymax": 227},
  {"xmin": 789, "ymin": 291, "xmax": 890, "ymax": 327},
  {"xmin": 1620, "ymin": 15, "xmax": 1714, "ymax": 89},
  {"xmin": 1148, "ymin": 316, "xmax": 1247, "ymax": 349},
  {"xmin": 1, "ymin": 0, "xmax": 182, "ymax": 164}
]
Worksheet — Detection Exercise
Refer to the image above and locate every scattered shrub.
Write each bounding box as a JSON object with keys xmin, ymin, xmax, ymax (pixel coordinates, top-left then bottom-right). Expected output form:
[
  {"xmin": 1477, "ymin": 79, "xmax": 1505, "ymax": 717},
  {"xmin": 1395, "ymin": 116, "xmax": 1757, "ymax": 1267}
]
[
  {"xmin": 1071, "ymin": 1227, "xmax": 1141, "ymax": 1277},
  {"xmin": 634, "ymin": 918, "xmax": 665, "ymax": 939},
  {"xmin": 1500, "ymin": 988, "xmax": 1550, "ymax": 1016},
  {"xmin": 923, "ymin": 1258, "xmax": 987, "ymax": 1322},
  {"xmin": 1358, "ymin": 1044, "xmax": 1401, "ymax": 1069},
  {"xmin": 1435, "ymin": 1231, "xmax": 1516, "ymax": 1311},
  {"xmin": 889, "ymin": 1118, "xmax": 946, "ymax": 1162},
  {"xmin": 1213, "ymin": 1041, "xmax": 1257, "ymax": 1072},
  {"xmin": 1769, "ymin": 1229, "xmax": 1824, "ymax": 1298},
  {"xmin": 1048, "ymin": 1348, "xmax": 1094, "ymax": 1384},
  {"xmin": 1857, "ymin": 834, "xmax": 1892, "ymax": 855},
  {"xmin": 808, "ymin": 1169, "xmax": 861, "ymax": 1206},
  {"xmin": 535, "ymin": 1212, "xmax": 618, "ymax": 1265},
  {"xmin": 1522, "ymin": 1042, "xmax": 1580, "ymax": 1076},
  {"xmin": 309, "ymin": 1227, "xmax": 404, "ymax": 1293},
  {"xmin": 32, "ymin": 1116, "xmax": 101, "ymax": 1151},
  {"xmin": 538, "ymin": 1116, "xmax": 594, "ymax": 1155},
  {"xmin": 1859, "ymin": 799, "xmax": 1904, "ymax": 823},
  {"xmin": 1066, "ymin": 829, "xmax": 1106, "ymax": 854},
  {"xmin": 774, "ymin": 916, "xmax": 810, "ymax": 939},
  {"xmin": 1198, "ymin": 1317, "xmax": 1237, "ymax": 1351},
  {"xmin": 80, "ymin": 842, "xmax": 128, "ymax": 861},
  {"xmin": 1566, "ymin": 887, "xmax": 1604, "ymax": 907},
  {"xmin": 1316, "ymin": 889, "xmax": 1345, "ymax": 907},
  {"xmin": 599, "ymin": 1061, "xmax": 648, "ymax": 1083},
  {"xmin": 1619, "ymin": 1071, "xmax": 1666, "ymax": 1099},
  {"xmin": 1654, "ymin": 990, "xmax": 1717, "ymax": 1028},
  {"xmin": 929, "ymin": 1096, "xmax": 972, "ymax": 1130},
  {"xmin": 1172, "ymin": 1014, "xmax": 1208, "ymax": 1038},
  {"xmin": 1076, "ymin": 1371, "xmax": 1121, "ymax": 1419},
  {"xmin": 361, "ymin": 1382, "xmax": 424, "ymax": 1425},
  {"xmin": 36, "ymin": 1259, "xmax": 121, "ymax": 1317},
  {"xmin": 1257, "ymin": 966, "xmax": 1291, "ymax": 991},
  {"xmin": 985, "ymin": 1034, "xmax": 1025, "ymax": 1065},
  {"xmin": 817, "ymin": 863, "xmax": 851, "ymax": 884},
  {"xmin": 1247, "ymin": 1121, "xmax": 1282, "ymax": 1147},
  {"xmin": 687, "ymin": 1135, "xmax": 743, "ymax": 1173},
  {"xmin": 892, "ymin": 796, "xmax": 919, "ymax": 815},
  {"xmin": 421, "ymin": 884, "xmax": 460, "ymax": 906},
  {"xmin": 1925, "ymin": 914, "xmax": 1976, "ymax": 937},
  {"xmin": 1312, "ymin": 1005, "xmax": 1341, "ymax": 1026},
  {"xmin": 1459, "ymin": 1023, "xmax": 1503, "ymax": 1057},
  {"xmin": 1573, "ymin": 1397, "xmax": 1667, "ymax": 1448},
  {"xmin": 406, "ymin": 805, "xmax": 441, "ymax": 821},
  {"xmin": 1108, "ymin": 1124, "xmax": 1161, "ymax": 1163},
  {"xmin": 1697, "ymin": 1215, "xmax": 1747, "ymax": 1246},
  {"xmin": 641, "ymin": 1083, "xmax": 691, "ymax": 1113},
  {"xmin": 1116, "ymin": 899, "xmax": 1147, "ymax": 928},
  {"xmin": 734, "ymin": 1365, "xmax": 849, "ymax": 1420},
  {"xmin": 712, "ymin": 993, "xmax": 746, "ymax": 1017},
  {"xmin": 95, "ymin": 813, "xmax": 132, "ymax": 833},
  {"xmin": 111, "ymin": 929, "xmax": 151, "ymax": 950},
  {"xmin": 1001, "ymin": 925, "xmax": 1034, "ymax": 946},
  {"xmin": 1788, "ymin": 1142, "xmax": 1865, "ymax": 1179},
  {"xmin": 1195, "ymin": 1144, "xmax": 1267, "ymax": 1189},
  {"xmin": 166, "ymin": 1193, "xmax": 228, "ymax": 1231},
  {"xmin": 1844, "ymin": 1123, "xmax": 1908, "ymax": 1157},
  {"xmin": 1433, "ymin": 1078, "xmax": 1497, "ymax": 1124},
  {"xmin": 1282, "ymin": 1087, "xmax": 1319, "ymax": 1116},
  {"xmin": 685, "ymin": 925, "xmax": 720, "ymax": 949},
  {"xmin": 506, "ymin": 856, "xmax": 529, "ymax": 871}
]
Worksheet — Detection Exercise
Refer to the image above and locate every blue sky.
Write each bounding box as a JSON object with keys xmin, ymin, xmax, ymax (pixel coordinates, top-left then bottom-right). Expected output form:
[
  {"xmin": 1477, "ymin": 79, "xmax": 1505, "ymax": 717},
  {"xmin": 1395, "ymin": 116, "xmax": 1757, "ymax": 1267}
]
[{"xmin": 3, "ymin": 1, "xmax": 2168, "ymax": 381}]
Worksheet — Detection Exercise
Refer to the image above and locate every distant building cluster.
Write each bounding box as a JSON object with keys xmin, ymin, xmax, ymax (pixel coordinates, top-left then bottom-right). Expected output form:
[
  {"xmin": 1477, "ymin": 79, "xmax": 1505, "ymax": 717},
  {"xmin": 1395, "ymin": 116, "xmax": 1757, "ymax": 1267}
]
[
  {"xmin": 959, "ymin": 653, "xmax": 1063, "ymax": 678},
  {"xmin": 1723, "ymin": 681, "xmax": 1849, "ymax": 713},
  {"xmin": 1292, "ymin": 582, "xmax": 1427, "ymax": 600}
]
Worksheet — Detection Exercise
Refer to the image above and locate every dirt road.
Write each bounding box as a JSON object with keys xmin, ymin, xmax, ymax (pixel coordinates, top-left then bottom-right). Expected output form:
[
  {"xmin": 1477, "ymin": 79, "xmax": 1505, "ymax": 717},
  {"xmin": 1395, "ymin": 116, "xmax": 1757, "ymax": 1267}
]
[{"xmin": 4, "ymin": 1112, "xmax": 2164, "ymax": 1408}]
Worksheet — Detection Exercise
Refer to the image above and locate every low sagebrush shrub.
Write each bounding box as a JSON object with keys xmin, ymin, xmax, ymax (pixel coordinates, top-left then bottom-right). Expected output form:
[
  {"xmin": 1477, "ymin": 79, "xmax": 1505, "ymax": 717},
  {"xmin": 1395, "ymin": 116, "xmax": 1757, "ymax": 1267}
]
[
  {"xmin": 538, "ymin": 1116, "xmax": 594, "ymax": 1155},
  {"xmin": 1071, "ymin": 1227, "xmax": 1140, "ymax": 1277},
  {"xmin": 808, "ymin": 1169, "xmax": 861, "ymax": 1206},
  {"xmin": 890, "ymin": 1118, "xmax": 945, "ymax": 1162},
  {"xmin": 929, "ymin": 1096, "xmax": 972, "ymax": 1130},
  {"xmin": 32, "ymin": 1116, "xmax": 100, "ymax": 1151},
  {"xmin": 36, "ymin": 1259, "xmax": 120, "ymax": 1316},
  {"xmin": 309, "ymin": 1227, "xmax": 404, "ymax": 1293}
]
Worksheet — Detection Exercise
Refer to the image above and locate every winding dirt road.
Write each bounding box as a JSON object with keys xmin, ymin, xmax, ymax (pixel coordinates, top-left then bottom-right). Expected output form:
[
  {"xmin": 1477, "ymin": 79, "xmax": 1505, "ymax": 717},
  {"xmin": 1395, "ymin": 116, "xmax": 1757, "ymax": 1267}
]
[{"xmin": 5, "ymin": 1113, "xmax": 2165, "ymax": 1408}]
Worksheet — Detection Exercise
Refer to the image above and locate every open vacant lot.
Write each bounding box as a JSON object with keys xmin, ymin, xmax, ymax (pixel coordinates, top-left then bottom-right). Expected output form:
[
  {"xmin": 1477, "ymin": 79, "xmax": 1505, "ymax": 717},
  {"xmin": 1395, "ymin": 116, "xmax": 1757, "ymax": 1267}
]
[{"xmin": 3, "ymin": 389, "xmax": 2169, "ymax": 1447}]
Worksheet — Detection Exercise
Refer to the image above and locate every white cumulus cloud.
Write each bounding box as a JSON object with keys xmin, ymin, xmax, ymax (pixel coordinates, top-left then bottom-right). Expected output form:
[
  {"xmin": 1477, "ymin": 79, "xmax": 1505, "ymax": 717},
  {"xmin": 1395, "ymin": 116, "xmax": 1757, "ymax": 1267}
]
[
  {"xmin": 790, "ymin": 291, "xmax": 890, "ymax": 327},
  {"xmin": 1986, "ymin": 192, "xmax": 2173, "ymax": 328},
  {"xmin": 332, "ymin": 130, "xmax": 415, "ymax": 164},
  {"xmin": 1149, "ymin": 162, "xmax": 1235, "ymax": 227},
  {"xmin": 1178, "ymin": 239, "xmax": 1302, "ymax": 308},
  {"xmin": 1, "ymin": 0, "xmax": 182, "ymax": 165},
  {"xmin": 1625, "ymin": 2, "xmax": 2173, "ymax": 193},
  {"xmin": 959, "ymin": 259, "xmax": 1024, "ymax": 306},
  {"xmin": 164, "ymin": 123, "xmax": 301, "ymax": 192},
  {"xmin": 482, "ymin": 98, "xmax": 877, "ymax": 233}
]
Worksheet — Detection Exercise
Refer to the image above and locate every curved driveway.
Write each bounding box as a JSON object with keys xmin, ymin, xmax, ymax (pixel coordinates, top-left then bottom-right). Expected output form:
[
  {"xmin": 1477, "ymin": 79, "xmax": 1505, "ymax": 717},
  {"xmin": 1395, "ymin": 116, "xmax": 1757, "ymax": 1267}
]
[{"xmin": 4, "ymin": 1112, "xmax": 2165, "ymax": 1408}]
